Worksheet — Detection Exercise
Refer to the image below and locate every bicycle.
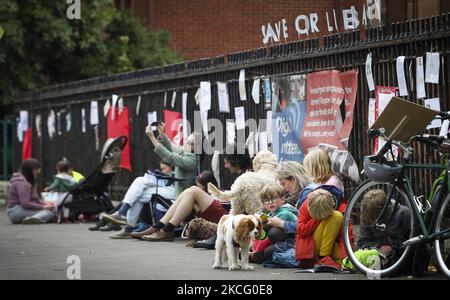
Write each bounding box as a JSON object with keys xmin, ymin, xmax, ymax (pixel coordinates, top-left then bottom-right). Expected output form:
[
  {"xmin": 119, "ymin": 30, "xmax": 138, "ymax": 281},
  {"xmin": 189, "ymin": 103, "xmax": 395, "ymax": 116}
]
[{"xmin": 342, "ymin": 112, "xmax": 450, "ymax": 278}]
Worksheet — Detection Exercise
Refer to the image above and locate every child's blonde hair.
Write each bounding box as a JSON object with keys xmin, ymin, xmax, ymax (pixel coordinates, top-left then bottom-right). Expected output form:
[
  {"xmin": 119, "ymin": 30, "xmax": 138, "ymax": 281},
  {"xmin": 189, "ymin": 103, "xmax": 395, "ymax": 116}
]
[
  {"xmin": 307, "ymin": 189, "xmax": 335, "ymax": 220},
  {"xmin": 361, "ymin": 189, "xmax": 389, "ymax": 224},
  {"xmin": 276, "ymin": 161, "xmax": 312, "ymax": 196},
  {"xmin": 303, "ymin": 148, "xmax": 334, "ymax": 184},
  {"xmin": 260, "ymin": 184, "xmax": 285, "ymax": 204}
]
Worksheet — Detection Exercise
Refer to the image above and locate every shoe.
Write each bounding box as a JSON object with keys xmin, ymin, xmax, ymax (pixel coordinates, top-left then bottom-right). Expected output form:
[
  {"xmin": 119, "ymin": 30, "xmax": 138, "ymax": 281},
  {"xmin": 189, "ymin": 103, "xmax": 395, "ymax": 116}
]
[
  {"xmin": 141, "ymin": 230, "xmax": 175, "ymax": 241},
  {"xmin": 315, "ymin": 256, "xmax": 342, "ymax": 270},
  {"xmin": 102, "ymin": 212, "xmax": 127, "ymax": 226},
  {"xmin": 131, "ymin": 226, "xmax": 159, "ymax": 239},
  {"xmin": 21, "ymin": 217, "xmax": 44, "ymax": 224},
  {"xmin": 89, "ymin": 219, "xmax": 108, "ymax": 231},
  {"xmin": 110, "ymin": 229, "xmax": 132, "ymax": 239},
  {"xmin": 99, "ymin": 222, "xmax": 122, "ymax": 232},
  {"xmin": 194, "ymin": 235, "xmax": 216, "ymax": 249},
  {"xmin": 132, "ymin": 223, "xmax": 150, "ymax": 233}
]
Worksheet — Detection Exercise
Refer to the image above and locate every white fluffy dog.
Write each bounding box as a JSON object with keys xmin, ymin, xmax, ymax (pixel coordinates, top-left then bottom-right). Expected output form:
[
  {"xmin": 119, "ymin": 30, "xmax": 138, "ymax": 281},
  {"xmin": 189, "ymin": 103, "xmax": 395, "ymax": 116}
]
[
  {"xmin": 212, "ymin": 214, "xmax": 262, "ymax": 271},
  {"xmin": 207, "ymin": 150, "xmax": 278, "ymax": 215}
]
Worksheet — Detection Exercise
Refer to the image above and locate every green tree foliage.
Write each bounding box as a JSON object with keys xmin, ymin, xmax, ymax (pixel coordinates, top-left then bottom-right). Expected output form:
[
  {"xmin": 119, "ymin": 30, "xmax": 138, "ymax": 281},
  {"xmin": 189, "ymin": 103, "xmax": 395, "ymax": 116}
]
[{"xmin": 0, "ymin": 0, "xmax": 180, "ymax": 106}]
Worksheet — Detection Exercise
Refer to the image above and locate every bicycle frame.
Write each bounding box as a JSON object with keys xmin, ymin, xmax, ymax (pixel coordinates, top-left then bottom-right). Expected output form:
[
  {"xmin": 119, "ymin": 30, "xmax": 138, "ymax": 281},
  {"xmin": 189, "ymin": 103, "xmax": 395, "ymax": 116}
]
[{"xmin": 383, "ymin": 159, "xmax": 450, "ymax": 245}]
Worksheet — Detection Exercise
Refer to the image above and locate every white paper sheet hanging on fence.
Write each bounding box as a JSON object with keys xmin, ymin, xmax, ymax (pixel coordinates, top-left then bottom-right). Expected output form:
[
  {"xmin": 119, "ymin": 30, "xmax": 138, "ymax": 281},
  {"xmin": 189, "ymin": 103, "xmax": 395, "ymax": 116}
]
[
  {"xmin": 47, "ymin": 110, "xmax": 56, "ymax": 139},
  {"xmin": 201, "ymin": 109, "xmax": 209, "ymax": 137},
  {"xmin": 239, "ymin": 69, "xmax": 247, "ymax": 101},
  {"xmin": 111, "ymin": 94, "xmax": 118, "ymax": 120},
  {"xmin": 439, "ymin": 112, "xmax": 450, "ymax": 137},
  {"xmin": 425, "ymin": 52, "xmax": 440, "ymax": 84},
  {"xmin": 194, "ymin": 88, "xmax": 200, "ymax": 106},
  {"xmin": 81, "ymin": 108, "xmax": 86, "ymax": 133},
  {"xmin": 266, "ymin": 110, "xmax": 273, "ymax": 143},
  {"xmin": 56, "ymin": 111, "xmax": 62, "ymax": 135},
  {"xmin": 234, "ymin": 106, "xmax": 246, "ymax": 130},
  {"xmin": 211, "ymin": 150, "xmax": 221, "ymax": 189},
  {"xmin": 217, "ymin": 82, "xmax": 230, "ymax": 113},
  {"xmin": 258, "ymin": 131, "xmax": 268, "ymax": 151},
  {"xmin": 35, "ymin": 114, "xmax": 42, "ymax": 137},
  {"xmin": 136, "ymin": 95, "xmax": 142, "ymax": 115},
  {"xmin": 182, "ymin": 92, "xmax": 188, "ymax": 142},
  {"xmin": 171, "ymin": 91, "xmax": 177, "ymax": 108},
  {"xmin": 103, "ymin": 100, "xmax": 111, "ymax": 117},
  {"xmin": 416, "ymin": 57, "xmax": 426, "ymax": 99},
  {"xmin": 424, "ymin": 98, "xmax": 442, "ymax": 130},
  {"xmin": 365, "ymin": 53, "xmax": 375, "ymax": 91},
  {"xmin": 164, "ymin": 92, "xmax": 168, "ymax": 107},
  {"xmin": 19, "ymin": 111, "xmax": 29, "ymax": 132},
  {"xmin": 199, "ymin": 81, "xmax": 211, "ymax": 111},
  {"xmin": 226, "ymin": 121, "xmax": 236, "ymax": 146},
  {"xmin": 118, "ymin": 97, "xmax": 124, "ymax": 115},
  {"xmin": 396, "ymin": 56, "xmax": 408, "ymax": 96},
  {"xmin": 252, "ymin": 78, "xmax": 260, "ymax": 104},
  {"xmin": 90, "ymin": 101, "xmax": 99, "ymax": 125},
  {"xmin": 66, "ymin": 112, "xmax": 71, "ymax": 132},
  {"xmin": 368, "ymin": 98, "xmax": 376, "ymax": 128},
  {"xmin": 148, "ymin": 111, "xmax": 157, "ymax": 130}
]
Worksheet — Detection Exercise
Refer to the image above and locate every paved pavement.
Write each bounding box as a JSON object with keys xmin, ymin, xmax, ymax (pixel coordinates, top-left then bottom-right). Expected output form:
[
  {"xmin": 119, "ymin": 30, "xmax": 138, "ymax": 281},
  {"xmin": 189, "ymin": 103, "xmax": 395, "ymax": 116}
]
[{"xmin": 0, "ymin": 202, "xmax": 444, "ymax": 280}]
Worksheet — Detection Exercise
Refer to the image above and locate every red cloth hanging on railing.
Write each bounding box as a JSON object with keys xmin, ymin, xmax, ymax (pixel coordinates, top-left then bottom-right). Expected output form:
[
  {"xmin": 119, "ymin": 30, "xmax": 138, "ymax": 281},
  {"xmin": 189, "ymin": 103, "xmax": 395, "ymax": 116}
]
[
  {"xmin": 22, "ymin": 128, "xmax": 32, "ymax": 161},
  {"xmin": 107, "ymin": 106, "xmax": 131, "ymax": 171}
]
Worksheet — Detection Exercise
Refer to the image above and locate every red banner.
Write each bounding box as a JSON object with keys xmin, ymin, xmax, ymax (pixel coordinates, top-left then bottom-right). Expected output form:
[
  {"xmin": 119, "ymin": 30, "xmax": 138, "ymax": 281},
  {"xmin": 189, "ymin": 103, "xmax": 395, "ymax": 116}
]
[
  {"xmin": 107, "ymin": 107, "xmax": 131, "ymax": 171},
  {"xmin": 163, "ymin": 109, "xmax": 183, "ymax": 145},
  {"xmin": 22, "ymin": 128, "xmax": 32, "ymax": 161},
  {"xmin": 301, "ymin": 70, "xmax": 358, "ymax": 153}
]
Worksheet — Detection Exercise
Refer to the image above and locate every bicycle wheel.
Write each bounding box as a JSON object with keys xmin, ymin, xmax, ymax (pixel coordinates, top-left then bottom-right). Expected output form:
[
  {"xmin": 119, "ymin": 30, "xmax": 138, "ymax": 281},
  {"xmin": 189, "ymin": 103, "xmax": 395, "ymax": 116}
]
[
  {"xmin": 433, "ymin": 192, "xmax": 450, "ymax": 279},
  {"xmin": 343, "ymin": 180, "xmax": 417, "ymax": 278}
]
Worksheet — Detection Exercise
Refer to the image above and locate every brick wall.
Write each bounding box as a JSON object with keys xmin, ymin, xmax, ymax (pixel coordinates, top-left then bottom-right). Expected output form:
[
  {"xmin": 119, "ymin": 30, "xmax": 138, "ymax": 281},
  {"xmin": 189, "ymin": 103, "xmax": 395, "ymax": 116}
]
[
  {"xmin": 120, "ymin": 0, "xmax": 446, "ymax": 60},
  {"xmin": 127, "ymin": 0, "xmax": 366, "ymax": 60}
]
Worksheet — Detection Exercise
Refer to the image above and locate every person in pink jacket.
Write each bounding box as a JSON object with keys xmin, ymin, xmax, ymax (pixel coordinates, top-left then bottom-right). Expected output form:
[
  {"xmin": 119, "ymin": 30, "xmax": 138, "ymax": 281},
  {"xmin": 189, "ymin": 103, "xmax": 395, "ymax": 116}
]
[{"xmin": 6, "ymin": 159, "xmax": 55, "ymax": 224}]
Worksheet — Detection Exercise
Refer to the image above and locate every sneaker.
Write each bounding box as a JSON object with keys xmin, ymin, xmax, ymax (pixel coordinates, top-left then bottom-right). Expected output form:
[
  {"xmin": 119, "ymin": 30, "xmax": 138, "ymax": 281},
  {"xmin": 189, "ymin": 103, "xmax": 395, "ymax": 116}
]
[
  {"xmin": 21, "ymin": 217, "xmax": 44, "ymax": 225},
  {"xmin": 315, "ymin": 256, "xmax": 342, "ymax": 270},
  {"xmin": 89, "ymin": 219, "xmax": 108, "ymax": 231},
  {"xmin": 141, "ymin": 230, "xmax": 175, "ymax": 242},
  {"xmin": 110, "ymin": 229, "xmax": 132, "ymax": 239},
  {"xmin": 102, "ymin": 212, "xmax": 127, "ymax": 226}
]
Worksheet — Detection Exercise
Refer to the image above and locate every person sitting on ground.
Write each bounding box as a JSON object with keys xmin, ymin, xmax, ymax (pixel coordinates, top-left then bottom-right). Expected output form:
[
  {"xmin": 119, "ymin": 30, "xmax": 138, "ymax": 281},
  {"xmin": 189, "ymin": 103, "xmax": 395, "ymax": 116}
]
[
  {"xmin": 6, "ymin": 159, "xmax": 55, "ymax": 224},
  {"xmin": 44, "ymin": 159, "xmax": 78, "ymax": 193},
  {"xmin": 303, "ymin": 148, "xmax": 344, "ymax": 195},
  {"xmin": 194, "ymin": 151, "xmax": 252, "ymax": 249},
  {"xmin": 135, "ymin": 170, "xmax": 228, "ymax": 242},
  {"xmin": 262, "ymin": 161, "xmax": 314, "ymax": 261},
  {"xmin": 104, "ymin": 121, "xmax": 196, "ymax": 237},
  {"xmin": 296, "ymin": 189, "xmax": 345, "ymax": 269},
  {"xmin": 357, "ymin": 189, "xmax": 411, "ymax": 269},
  {"xmin": 105, "ymin": 161, "xmax": 176, "ymax": 239},
  {"xmin": 43, "ymin": 158, "xmax": 78, "ymax": 222},
  {"xmin": 250, "ymin": 184, "xmax": 297, "ymax": 264}
]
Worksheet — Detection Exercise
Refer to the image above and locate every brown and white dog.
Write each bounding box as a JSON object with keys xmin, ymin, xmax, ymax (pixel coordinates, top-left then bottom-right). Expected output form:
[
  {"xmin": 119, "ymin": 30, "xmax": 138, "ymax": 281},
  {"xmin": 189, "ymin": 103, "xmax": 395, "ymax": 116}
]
[{"xmin": 212, "ymin": 214, "xmax": 263, "ymax": 271}]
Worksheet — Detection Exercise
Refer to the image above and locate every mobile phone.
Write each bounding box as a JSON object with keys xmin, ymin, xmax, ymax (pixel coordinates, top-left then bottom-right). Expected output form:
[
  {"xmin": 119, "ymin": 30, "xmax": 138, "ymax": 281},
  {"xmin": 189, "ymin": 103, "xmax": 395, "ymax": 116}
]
[{"xmin": 151, "ymin": 121, "xmax": 162, "ymax": 127}]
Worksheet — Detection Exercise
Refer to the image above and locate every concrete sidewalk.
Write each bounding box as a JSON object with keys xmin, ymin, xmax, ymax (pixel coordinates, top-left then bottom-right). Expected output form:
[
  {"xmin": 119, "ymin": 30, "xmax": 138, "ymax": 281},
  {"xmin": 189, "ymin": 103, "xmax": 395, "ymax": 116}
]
[{"xmin": 0, "ymin": 205, "xmax": 442, "ymax": 280}]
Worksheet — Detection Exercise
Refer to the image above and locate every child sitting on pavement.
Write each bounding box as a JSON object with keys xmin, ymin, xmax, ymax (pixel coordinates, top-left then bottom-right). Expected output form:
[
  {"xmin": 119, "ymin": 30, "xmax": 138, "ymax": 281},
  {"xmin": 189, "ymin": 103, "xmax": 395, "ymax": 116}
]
[
  {"xmin": 250, "ymin": 184, "xmax": 297, "ymax": 264},
  {"xmin": 43, "ymin": 159, "xmax": 78, "ymax": 222},
  {"xmin": 355, "ymin": 189, "xmax": 411, "ymax": 270}
]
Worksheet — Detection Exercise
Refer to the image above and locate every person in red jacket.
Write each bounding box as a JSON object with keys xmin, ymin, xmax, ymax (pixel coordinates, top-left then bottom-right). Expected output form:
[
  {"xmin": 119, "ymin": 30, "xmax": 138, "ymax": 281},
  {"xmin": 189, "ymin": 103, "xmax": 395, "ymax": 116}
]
[{"xmin": 296, "ymin": 189, "xmax": 346, "ymax": 269}]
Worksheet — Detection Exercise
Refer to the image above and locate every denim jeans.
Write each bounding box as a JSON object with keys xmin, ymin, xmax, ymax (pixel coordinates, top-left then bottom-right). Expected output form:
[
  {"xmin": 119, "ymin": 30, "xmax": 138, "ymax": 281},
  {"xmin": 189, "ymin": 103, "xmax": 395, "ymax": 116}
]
[{"xmin": 123, "ymin": 176, "xmax": 175, "ymax": 226}]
